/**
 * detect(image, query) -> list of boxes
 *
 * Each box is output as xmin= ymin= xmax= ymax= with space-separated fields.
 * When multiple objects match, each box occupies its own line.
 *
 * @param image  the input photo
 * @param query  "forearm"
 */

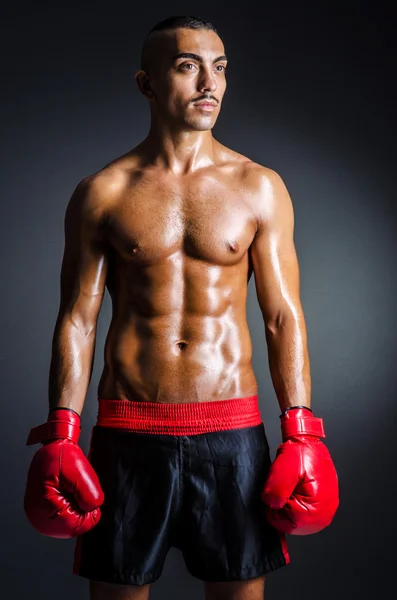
xmin=265 ymin=314 xmax=311 ymax=413
xmin=48 ymin=316 xmax=97 ymax=414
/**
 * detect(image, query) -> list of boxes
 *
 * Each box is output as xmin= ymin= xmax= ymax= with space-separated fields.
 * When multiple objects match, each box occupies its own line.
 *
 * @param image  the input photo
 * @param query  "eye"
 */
xmin=215 ymin=64 xmax=226 ymax=72
xmin=180 ymin=62 xmax=197 ymax=71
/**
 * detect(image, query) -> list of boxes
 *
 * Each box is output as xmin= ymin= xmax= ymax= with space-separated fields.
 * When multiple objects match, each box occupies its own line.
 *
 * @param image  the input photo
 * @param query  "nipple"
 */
xmin=228 ymin=241 xmax=239 ymax=253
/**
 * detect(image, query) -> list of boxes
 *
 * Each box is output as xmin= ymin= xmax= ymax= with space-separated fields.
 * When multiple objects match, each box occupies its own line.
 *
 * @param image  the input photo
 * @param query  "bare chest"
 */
xmin=107 ymin=180 xmax=258 ymax=266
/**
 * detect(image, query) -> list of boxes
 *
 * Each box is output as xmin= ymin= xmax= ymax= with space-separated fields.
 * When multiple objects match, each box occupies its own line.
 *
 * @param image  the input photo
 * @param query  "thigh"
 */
xmin=75 ymin=427 xmax=180 ymax=585
xmin=204 ymin=576 xmax=266 ymax=600
xmin=90 ymin=580 xmax=151 ymax=600
xmin=181 ymin=425 xmax=289 ymax=581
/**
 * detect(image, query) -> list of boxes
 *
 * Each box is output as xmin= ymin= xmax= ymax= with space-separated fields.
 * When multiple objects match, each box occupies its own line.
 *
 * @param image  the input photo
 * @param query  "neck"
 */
xmin=140 ymin=120 xmax=216 ymax=175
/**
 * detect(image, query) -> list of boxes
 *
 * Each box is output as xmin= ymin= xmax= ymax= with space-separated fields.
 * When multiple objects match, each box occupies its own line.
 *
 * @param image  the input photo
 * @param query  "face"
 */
xmin=137 ymin=28 xmax=228 ymax=131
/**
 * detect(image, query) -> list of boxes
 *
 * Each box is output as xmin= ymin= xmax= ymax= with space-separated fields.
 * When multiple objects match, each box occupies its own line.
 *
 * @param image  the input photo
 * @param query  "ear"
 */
xmin=135 ymin=70 xmax=155 ymax=100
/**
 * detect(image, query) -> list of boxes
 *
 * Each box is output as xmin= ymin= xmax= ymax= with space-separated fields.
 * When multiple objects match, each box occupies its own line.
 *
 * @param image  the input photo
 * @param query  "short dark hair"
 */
xmin=148 ymin=15 xmax=218 ymax=35
xmin=141 ymin=16 xmax=219 ymax=71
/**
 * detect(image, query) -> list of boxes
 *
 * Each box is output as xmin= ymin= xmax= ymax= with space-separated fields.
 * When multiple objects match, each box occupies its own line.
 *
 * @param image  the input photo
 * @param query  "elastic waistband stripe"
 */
xmin=96 ymin=395 xmax=261 ymax=435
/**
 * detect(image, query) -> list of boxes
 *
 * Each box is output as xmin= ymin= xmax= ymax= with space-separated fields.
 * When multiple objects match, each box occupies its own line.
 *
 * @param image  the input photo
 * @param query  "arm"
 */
xmin=252 ymin=169 xmax=339 ymax=535
xmin=24 ymin=175 xmax=111 ymax=539
xmin=48 ymin=176 xmax=109 ymax=415
xmin=250 ymin=168 xmax=311 ymax=413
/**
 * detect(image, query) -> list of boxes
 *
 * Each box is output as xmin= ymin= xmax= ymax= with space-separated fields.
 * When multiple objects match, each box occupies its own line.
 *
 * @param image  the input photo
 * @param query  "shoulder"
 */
xmin=241 ymin=162 xmax=294 ymax=226
xmin=67 ymin=151 xmax=139 ymax=223
xmin=215 ymin=142 xmax=287 ymax=193
xmin=214 ymin=143 xmax=293 ymax=228
xmin=240 ymin=161 xmax=287 ymax=196
xmin=227 ymin=159 xmax=295 ymax=236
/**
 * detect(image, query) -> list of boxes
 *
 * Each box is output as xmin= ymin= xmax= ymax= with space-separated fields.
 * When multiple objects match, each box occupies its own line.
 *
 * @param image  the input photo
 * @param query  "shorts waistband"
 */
xmin=96 ymin=396 xmax=262 ymax=435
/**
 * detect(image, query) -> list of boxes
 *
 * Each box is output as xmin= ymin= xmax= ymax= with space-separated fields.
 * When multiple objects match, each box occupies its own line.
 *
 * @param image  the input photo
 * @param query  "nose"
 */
xmin=198 ymin=66 xmax=217 ymax=94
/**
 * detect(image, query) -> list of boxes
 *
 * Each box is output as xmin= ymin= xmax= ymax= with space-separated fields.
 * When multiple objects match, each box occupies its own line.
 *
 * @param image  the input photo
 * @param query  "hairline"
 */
xmin=140 ymin=25 xmax=224 ymax=72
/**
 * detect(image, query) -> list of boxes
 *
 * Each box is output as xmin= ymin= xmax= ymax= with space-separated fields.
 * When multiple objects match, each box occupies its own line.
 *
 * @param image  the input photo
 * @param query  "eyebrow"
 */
xmin=172 ymin=52 xmax=228 ymax=64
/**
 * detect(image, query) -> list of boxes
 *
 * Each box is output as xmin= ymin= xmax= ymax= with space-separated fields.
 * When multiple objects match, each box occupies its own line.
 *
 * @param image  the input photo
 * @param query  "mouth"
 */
xmin=193 ymin=102 xmax=217 ymax=111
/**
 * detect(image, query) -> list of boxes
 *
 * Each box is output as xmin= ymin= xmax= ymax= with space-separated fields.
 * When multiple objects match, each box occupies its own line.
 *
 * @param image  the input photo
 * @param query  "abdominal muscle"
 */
xmin=97 ymin=304 xmax=258 ymax=404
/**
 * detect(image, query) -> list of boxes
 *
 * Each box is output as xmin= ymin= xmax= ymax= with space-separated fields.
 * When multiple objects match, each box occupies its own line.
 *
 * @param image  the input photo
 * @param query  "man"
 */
xmin=24 ymin=15 xmax=339 ymax=600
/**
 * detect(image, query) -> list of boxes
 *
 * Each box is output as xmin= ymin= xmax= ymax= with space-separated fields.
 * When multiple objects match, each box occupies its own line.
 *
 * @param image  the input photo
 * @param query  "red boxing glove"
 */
xmin=261 ymin=407 xmax=339 ymax=535
xmin=24 ymin=408 xmax=104 ymax=539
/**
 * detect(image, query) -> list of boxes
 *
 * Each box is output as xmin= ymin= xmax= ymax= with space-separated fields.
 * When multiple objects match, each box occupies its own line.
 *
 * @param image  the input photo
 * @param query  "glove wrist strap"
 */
xmin=280 ymin=405 xmax=312 ymax=418
xmin=280 ymin=407 xmax=326 ymax=440
xmin=26 ymin=408 xmax=81 ymax=446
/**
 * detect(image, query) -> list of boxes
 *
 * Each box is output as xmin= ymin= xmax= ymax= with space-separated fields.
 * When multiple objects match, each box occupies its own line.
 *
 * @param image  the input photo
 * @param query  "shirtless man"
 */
xmin=24 ymin=15 xmax=339 ymax=600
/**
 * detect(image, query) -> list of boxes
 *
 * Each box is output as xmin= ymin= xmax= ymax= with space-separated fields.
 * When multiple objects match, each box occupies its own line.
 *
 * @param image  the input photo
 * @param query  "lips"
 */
xmin=194 ymin=102 xmax=217 ymax=108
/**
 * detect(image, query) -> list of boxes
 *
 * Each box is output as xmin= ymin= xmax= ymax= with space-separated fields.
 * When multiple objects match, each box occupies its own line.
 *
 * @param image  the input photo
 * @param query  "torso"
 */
xmin=96 ymin=141 xmax=266 ymax=403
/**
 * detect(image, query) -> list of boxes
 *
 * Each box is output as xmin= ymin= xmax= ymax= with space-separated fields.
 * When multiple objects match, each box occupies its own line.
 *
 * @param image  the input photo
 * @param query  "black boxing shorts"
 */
xmin=73 ymin=396 xmax=290 ymax=585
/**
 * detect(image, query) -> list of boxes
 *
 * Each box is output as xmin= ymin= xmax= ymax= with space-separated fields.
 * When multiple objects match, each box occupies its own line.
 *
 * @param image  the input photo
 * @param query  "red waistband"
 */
xmin=96 ymin=395 xmax=261 ymax=435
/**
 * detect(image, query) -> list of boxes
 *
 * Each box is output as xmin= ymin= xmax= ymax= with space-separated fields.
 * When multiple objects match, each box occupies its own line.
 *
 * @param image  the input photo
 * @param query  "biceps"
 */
xmin=250 ymin=230 xmax=301 ymax=327
xmin=59 ymin=229 xmax=108 ymax=333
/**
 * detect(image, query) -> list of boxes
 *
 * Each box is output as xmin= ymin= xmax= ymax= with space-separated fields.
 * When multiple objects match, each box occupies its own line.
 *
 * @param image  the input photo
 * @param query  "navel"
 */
xmin=176 ymin=340 xmax=188 ymax=350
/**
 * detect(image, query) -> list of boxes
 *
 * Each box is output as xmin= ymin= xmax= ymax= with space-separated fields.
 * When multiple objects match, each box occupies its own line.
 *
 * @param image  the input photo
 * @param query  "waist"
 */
xmin=96 ymin=395 xmax=262 ymax=435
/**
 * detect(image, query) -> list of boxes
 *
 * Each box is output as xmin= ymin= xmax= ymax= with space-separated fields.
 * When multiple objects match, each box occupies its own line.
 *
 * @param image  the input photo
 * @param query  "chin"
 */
xmin=185 ymin=115 xmax=217 ymax=131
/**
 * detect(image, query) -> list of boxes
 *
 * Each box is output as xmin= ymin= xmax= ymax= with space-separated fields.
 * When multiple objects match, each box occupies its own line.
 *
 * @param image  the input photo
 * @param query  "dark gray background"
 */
xmin=1 ymin=1 xmax=396 ymax=598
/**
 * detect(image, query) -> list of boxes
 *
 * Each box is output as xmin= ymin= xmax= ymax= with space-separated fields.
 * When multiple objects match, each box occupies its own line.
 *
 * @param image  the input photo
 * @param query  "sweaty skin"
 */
xmin=49 ymin=143 xmax=310 ymax=412
xmin=46 ymin=24 xmax=312 ymax=600
xmin=48 ymin=28 xmax=311 ymax=417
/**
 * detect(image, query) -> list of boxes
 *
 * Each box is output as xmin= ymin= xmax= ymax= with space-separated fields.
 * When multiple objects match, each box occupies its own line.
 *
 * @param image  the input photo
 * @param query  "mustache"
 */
xmin=191 ymin=95 xmax=219 ymax=104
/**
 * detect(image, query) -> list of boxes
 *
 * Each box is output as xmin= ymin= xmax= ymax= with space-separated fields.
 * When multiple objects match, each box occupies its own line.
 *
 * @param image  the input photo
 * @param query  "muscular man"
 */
xmin=24 ymin=15 xmax=339 ymax=600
